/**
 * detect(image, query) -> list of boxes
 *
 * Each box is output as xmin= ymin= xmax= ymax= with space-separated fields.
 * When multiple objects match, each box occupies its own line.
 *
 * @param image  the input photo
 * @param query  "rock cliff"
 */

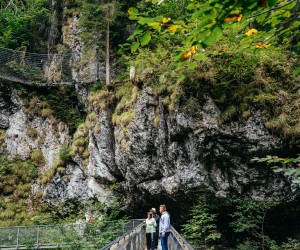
xmin=0 ymin=5 xmax=298 ymax=220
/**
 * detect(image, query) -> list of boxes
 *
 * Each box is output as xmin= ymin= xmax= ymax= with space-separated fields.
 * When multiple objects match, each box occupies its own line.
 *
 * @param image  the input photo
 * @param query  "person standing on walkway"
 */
xmin=146 ymin=211 xmax=157 ymax=250
xmin=151 ymin=208 xmax=160 ymax=250
xmin=159 ymin=205 xmax=170 ymax=250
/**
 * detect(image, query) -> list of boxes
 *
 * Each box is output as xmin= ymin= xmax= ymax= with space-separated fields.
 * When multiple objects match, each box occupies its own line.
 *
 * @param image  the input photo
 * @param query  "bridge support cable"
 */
xmin=0 ymin=47 xmax=73 ymax=86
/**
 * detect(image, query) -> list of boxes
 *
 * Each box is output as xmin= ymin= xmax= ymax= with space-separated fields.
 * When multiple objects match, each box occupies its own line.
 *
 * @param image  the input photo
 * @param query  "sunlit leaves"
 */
xmin=127 ymin=0 xmax=299 ymax=69
xmin=128 ymin=7 xmax=138 ymax=15
xmin=177 ymin=75 xmax=185 ymax=82
xmin=148 ymin=22 xmax=162 ymax=31
xmin=256 ymin=43 xmax=271 ymax=48
xmin=245 ymin=28 xmax=258 ymax=36
xmin=293 ymin=67 xmax=300 ymax=76
xmin=162 ymin=17 xmax=171 ymax=23
xmin=188 ymin=61 xmax=197 ymax=70
xmin=167 ymin=25 xmax=182 ymax=33
xmin=191 ymin=45 xmax=197 ymax=55
xmin=140 ymin=32 xmax=151 ymax=46
xmin=131 ymin=42 xmax=140 ymax=52
xmin=203 ymin=26 xmax=223 ymax=47
xmin=252 ymin=155 xmax=300 ymax=185
xmin=179 ymin=45 xmax=198 ymax=62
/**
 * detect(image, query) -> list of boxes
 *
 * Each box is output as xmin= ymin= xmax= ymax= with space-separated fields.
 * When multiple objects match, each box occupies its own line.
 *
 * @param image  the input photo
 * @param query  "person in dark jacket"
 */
xmin=150 ymin=208 xmax=160 ymax=250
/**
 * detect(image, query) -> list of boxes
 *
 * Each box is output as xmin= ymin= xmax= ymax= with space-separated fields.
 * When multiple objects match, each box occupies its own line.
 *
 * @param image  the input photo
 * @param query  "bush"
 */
xmin=41 ymin=108 xmax=53 ymax=118
xmin=30 ymin=150 xmax=45 ymax=167
xmin=237 ymin=241 xmax=259 ymax=250
xmin=27 ymin=127 xmax=38 ymax=138
xmin=182 ymin=202 xmax=221 ymax=249
xmin=59 ymin=144 xmax=71 ymax=162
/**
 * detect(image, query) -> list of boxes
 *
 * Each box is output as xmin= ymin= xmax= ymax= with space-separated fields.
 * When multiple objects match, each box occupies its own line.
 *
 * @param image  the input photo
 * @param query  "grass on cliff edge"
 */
xmin=117 ymin=30 xmax=299 ymax=140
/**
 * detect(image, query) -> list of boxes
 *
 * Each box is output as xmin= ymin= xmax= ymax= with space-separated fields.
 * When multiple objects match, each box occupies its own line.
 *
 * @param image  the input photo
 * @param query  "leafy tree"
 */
xmin=230 ymin=197 xmax=278 ymax=250
xmin=0 ymin=0 xmax=51 ymax=51
xmin=182 ymin=202 xmax=221 ymax=249
xmin=127 ymin=0 xmax=299 ymax=72
xmin=78 ymin=0 xmax=122 ymax=88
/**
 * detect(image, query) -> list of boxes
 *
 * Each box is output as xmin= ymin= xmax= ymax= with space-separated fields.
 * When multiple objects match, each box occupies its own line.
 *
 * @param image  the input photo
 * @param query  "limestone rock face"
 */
xmin=0 ymin=85 xmax=20 ymax=129
xmin=111 ymin=88 xmax=297 ymax=209
xmin=0 ymin=5 xmax=298 ymax=216
xmin=0 ymin=79 xmax=298 ymax=215
xmin=43 ymin=86 xmax=297 ymax=209
xmin=63 ymin=14 xmax=100 ymax=85
xmin=5 ymin=109 xmax=70 ymax=169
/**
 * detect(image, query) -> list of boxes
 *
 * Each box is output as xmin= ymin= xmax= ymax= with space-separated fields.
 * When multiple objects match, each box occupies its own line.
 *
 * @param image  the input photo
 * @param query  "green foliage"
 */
xmin=19 ymin=85 xmax=86 ymax=134
xmin=252 ymin=155 xmax=300 ymax=185
xmin=30 ymin=150 xmax=45 ymax=167
xmin=40 ymin=145 xmax=72 ymax=185
xmin=59 ymin=144 xmax=72 ymax=162
xmin=127 ymin=0 xmax=299 ymax=58
xmin=0 ymin=155 xmax=39 ymax=226
xmin=26 ymin=127 xmax=38 ymax=138
xmin=1 ymin=198 xmax=130 ymax=248
xmin=71 ymin=123 xmax=89 ymax=158
xmin=230 ymin=197 xmax=278 ymax=249
xmin=209 ymin=46 xmax=299 ymax=139
xmin=280 ymin=238 xmax=300 ymax=250
xmin=41 ymin=86 xmax=86 ymax=134
xmin=0 ymin=128 xmax=6 ymax=149
xmin=237 ymin=241 xmax=259 ymax=250
xmin=0 ymin=0 xmax=51 ymax=51
xmin=182 ymin=202 xmax=221 ymax=249
xmin=78 ymin=0 xmax=123 ymax=44
xmin=124 ymin=1 xmax=299 ymax=136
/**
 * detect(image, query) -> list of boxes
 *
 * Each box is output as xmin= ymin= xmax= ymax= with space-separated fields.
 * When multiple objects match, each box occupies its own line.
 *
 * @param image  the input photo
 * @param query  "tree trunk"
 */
xmin=105 ymin=21 xmax=110 ymax=88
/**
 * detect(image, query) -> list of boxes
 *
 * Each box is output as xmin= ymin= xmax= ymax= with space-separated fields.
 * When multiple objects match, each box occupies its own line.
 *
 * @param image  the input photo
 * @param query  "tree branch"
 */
xmin=3 ymin=0 xmax=14 ymax=11
xmin=249 ymin=0 xmax=297 ymax=18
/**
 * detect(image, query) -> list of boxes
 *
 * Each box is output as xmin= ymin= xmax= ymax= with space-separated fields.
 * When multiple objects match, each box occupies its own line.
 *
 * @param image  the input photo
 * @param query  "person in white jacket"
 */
xmin=159 ymin=205 xmax=170 ymax=250
xmin=146 ymin=211 xmax=157 ymax=250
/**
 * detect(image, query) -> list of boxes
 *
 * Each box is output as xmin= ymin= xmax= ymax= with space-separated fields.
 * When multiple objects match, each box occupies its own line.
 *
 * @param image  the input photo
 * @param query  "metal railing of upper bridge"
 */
xmin=0 ymin=220 xmax=138 ymax=249
xmin=0 ymin=47 xmax=75 ymax=86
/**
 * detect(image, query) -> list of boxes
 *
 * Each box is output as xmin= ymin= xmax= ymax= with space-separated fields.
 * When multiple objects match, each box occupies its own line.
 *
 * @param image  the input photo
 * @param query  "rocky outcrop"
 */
xmin=62 ymin=10 xmax=101 ymax=105
xmin=0 ymin=84 xmax=20 ymax=129
xmin=0 ymin=83 xmax=70 ymax=172
xmin=111 ymin=89 xmax=298 ymax=209
xmin=42 ymin=84 xmax=298 ymax=210
xmin=0 ymin=6 xmax=298 ymax=219
xmin=5 ymin=108 xmax=70 ymax=170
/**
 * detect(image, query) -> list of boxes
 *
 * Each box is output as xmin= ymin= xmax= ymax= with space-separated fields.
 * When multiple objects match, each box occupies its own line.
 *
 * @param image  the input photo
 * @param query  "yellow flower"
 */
xmin=191 ymin=45 xmax=198 ymax=55
xmin=224 ymin=14 xmax=243 ymax=22
xmin=245 ymin=28 xmax=258 ymax=36
xmin=256 ymin=43 xmax=271 ymax=49
xmin=180 ymin=51 xmax=192 ymax=62
xmin=162 ymin=17 xmax=171 ymax=23
xmin=237 ymin=14 xmax=243 ymax=22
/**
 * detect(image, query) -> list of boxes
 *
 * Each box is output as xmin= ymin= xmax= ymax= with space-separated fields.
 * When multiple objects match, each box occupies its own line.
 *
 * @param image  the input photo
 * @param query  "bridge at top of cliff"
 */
xmin=0 ymin=47 xmax=76 ymax=86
